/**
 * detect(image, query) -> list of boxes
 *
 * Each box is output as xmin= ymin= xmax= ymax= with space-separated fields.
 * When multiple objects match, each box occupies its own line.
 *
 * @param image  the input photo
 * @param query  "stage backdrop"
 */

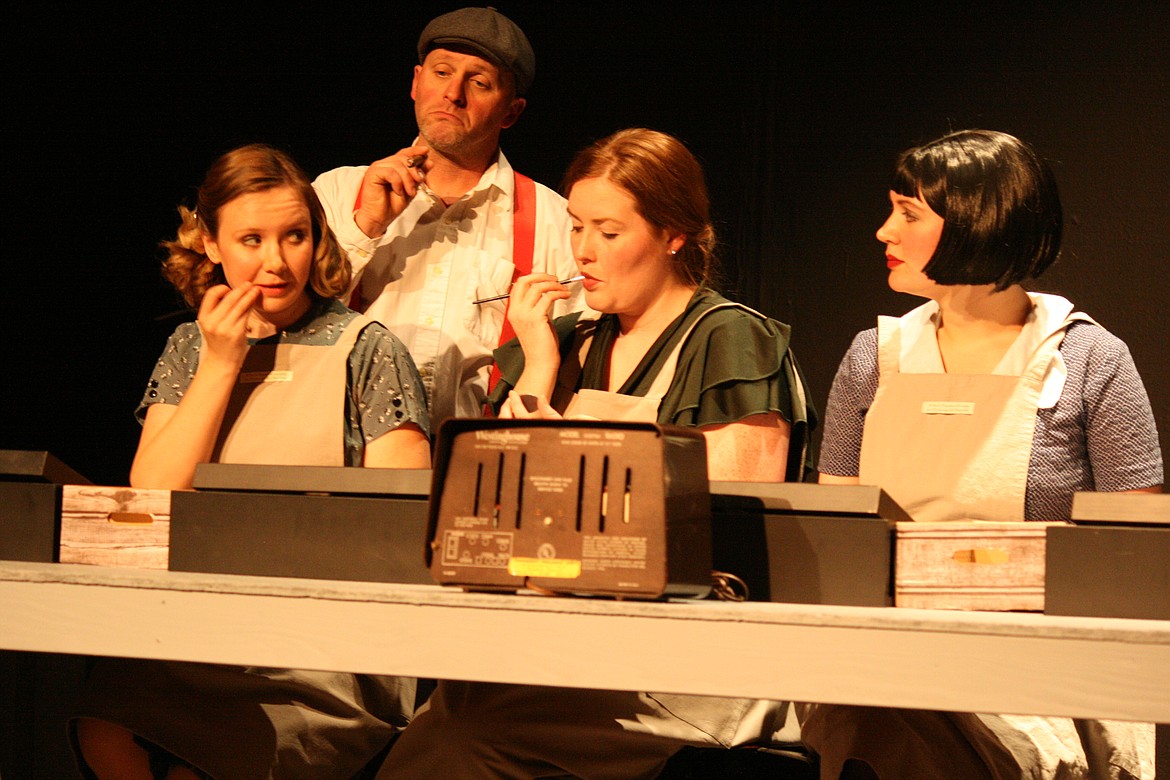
xmin=7 ymin=2 xmax=1167 ymax=490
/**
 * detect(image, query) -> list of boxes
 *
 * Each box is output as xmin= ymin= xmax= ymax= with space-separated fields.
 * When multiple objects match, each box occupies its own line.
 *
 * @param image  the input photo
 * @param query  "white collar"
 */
xmin=894 ymin=293 xmax=1080 ymax=408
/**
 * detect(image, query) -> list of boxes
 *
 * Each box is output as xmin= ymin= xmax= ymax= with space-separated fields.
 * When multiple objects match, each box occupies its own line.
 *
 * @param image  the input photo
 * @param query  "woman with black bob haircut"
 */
xmin=809 ymin=129 xmax=1162 ymax=778
xmin=895 ymin=128 xmax=1062 ymax=290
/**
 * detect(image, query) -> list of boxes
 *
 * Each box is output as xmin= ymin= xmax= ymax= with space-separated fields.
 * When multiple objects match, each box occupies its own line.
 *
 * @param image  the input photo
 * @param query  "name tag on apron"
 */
xmin=921 ymin=401 xmax=975 ymax=415
xmin=239 ymin=370 xmax=294 ymax=384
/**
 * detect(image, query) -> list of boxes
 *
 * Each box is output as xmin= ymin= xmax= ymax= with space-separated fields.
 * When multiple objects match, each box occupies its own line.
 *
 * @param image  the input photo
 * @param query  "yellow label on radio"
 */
xmin=508 ymin=558 xmax=582 ymax=579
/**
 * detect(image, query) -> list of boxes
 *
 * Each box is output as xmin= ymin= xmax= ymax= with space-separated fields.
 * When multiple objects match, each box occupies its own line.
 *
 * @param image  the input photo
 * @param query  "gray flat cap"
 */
xmin=418 ymin=7 xmax=535 ymax=94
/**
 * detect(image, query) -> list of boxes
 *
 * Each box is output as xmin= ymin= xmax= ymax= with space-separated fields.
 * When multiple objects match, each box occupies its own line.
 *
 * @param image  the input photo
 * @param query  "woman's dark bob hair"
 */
xmin=892 ymin=129 xmax=1062 ymax=290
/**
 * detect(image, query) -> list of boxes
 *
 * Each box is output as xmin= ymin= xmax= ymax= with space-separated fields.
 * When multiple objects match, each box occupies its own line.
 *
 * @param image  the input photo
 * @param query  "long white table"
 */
xmin=2 ymin=560 xmax=1168 ymax=725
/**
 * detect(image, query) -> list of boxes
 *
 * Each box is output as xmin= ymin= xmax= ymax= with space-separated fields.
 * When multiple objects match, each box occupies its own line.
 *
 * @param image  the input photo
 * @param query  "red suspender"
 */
xmin=348 ymin=167 xmax=536 ymax=396
xmin=488 ymin=172 xmax=536 ymax=393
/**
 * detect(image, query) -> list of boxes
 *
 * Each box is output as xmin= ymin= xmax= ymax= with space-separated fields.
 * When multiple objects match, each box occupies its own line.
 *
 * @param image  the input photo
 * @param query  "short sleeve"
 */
xmin=663 ymin=307 xmax=819 ymax=482
xmin=135 ymin=322 xmax=201 ymax=424
xmin=662 ymin=308 xmax=798 ymax=428
xmin=1075 ymin=326 xmax=1163 ymax=491
xmin=312 ymin=166 xmax=381 ymax=274
xmin=817 ymin=329 xmax=879 ymax=478
xmin=348 ymin=322 xmax=433 ymax=443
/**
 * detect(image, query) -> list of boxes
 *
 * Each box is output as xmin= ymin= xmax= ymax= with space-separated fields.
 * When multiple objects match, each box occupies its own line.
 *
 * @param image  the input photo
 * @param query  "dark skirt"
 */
xmin=73 ymin=658 xmax=415 ymax=779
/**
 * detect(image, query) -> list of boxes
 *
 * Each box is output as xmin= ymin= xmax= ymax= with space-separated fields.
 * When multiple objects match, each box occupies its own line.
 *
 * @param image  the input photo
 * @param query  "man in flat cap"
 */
xmin=314 ymin=6 xmax=584 ymax=428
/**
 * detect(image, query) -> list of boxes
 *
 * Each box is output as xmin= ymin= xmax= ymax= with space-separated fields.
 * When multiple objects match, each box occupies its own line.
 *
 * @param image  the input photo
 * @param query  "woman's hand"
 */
xmin=196 ymin=283 xmax=261 ymax=372
xmin=503 ymin=273 xmax=572 ymax=402
xmin=506 ymin=273 xmax=571 ymax=354
xmin=499 ymin=391 xmax=563 ymax=420
xmin=131 ymin=283 xmax=260 ymax=489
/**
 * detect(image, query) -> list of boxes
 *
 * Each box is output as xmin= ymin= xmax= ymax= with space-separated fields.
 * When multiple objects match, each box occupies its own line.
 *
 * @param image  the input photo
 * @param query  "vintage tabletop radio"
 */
xmin=427 ymin=419 xmax=712 ymax=599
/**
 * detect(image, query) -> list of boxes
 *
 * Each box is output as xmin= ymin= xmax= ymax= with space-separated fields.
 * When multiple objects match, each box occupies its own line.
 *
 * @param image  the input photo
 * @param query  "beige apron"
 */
xmin=564 ymin=303 xmax=795 ymax=747
xmin=858 ymin=294 xmax=1092 ymax=523
xmin=803 ymin=295 xmax=1151 ymax=779
xmin=212 ymin=313 xmax=371 ymax=466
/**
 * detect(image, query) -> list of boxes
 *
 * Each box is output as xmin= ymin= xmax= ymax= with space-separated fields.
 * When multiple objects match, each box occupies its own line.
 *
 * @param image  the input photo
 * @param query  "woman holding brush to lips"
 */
xmin=487 ymin=127 xmax=815 ymax=484
xmin=373 ymin=129 xmax=817 ymax=780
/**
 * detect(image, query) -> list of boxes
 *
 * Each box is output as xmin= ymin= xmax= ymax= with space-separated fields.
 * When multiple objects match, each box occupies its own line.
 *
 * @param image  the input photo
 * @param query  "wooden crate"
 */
xmin=59 ymin=485 xmax=171 ymax=570
xmin=895 ymin=521 xmax=1067 ymax=611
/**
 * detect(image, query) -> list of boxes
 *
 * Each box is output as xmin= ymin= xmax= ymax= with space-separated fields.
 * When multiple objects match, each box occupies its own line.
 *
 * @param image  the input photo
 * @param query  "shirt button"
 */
xmin=432 ymin=266 xmax=444 ymax=276
xmin=357 ymin=249 xmax=370 ymax=258
xmin=424 ymin=316 xmax=435 ymax=326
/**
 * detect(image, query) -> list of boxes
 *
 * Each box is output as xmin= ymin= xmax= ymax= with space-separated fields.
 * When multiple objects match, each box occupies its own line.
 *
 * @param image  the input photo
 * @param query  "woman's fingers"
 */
xmin=503 ymin=391 xmax=562 ymax=420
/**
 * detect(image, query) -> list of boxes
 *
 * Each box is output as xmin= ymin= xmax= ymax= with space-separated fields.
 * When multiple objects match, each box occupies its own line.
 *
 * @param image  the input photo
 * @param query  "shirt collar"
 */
xmin=412 ymin=139 xmax=514 ymax=205
xmin=479 ymin=147 xmax=515 ymax=207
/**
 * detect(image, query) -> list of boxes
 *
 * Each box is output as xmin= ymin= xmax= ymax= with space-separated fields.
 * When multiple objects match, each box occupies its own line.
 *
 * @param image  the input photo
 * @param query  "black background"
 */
xmin=5 ymin=2 xmax=1168 ymax=487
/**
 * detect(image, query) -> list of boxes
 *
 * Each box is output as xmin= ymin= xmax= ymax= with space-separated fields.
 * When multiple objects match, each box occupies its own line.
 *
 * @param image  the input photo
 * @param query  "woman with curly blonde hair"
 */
xmin=127 ymin=142 xmax=431 ymax=488
xmin=161 ymin=144 xmax=351 ymax=310
xmin=72 ymin=143 xmax=432 ymax=779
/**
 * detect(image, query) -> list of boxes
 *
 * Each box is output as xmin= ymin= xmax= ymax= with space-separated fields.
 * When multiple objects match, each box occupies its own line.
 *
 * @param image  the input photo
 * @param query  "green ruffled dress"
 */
xmin=490 ymin=288 xmax=817 ymax=481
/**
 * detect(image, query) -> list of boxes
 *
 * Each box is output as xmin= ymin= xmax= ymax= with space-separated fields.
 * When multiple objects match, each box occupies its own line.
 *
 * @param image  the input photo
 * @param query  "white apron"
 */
xmin=566 ymin=302 xmax=794 ymax=748
xmin=554 ymin=302 xmax=811 ymax=480
xmin=559 ymin=302 xmax=747 ymax=422
xmin=858 ymin=293 xmax=1093 ymax=522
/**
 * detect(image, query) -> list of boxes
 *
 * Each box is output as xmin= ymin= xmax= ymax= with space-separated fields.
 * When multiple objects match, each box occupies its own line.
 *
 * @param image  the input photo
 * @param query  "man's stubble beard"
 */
xmin=418 ymin=120 xmax=472 ymax=159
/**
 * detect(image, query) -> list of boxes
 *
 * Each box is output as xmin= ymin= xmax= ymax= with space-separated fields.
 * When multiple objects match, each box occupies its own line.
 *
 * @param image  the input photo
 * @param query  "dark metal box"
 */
xmin=0 ymin=451 xmax=90 ymax=563
xmin=1045 ymin=491 xmax=1170 ymax=621
xmin=168 ymin=464 xmax=433 ymax=584
xmin=709 ymin=482 xmax=906 ymax=606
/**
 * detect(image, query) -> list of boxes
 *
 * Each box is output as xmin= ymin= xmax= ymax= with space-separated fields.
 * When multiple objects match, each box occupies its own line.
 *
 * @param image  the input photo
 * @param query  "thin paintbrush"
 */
xmin=472 ymin=275 xmax=585 ymax=305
